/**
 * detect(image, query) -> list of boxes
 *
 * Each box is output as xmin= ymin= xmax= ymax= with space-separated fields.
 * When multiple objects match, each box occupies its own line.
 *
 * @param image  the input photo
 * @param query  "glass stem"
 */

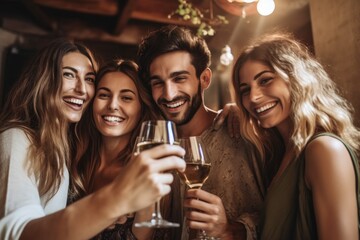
xmin=153 ymin=200 xmax=163 ymax=219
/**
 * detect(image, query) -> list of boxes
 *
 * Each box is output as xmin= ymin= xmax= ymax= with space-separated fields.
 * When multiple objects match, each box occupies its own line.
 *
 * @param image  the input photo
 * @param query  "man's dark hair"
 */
xmin=137 ymin=25 xmax=211 ymax=87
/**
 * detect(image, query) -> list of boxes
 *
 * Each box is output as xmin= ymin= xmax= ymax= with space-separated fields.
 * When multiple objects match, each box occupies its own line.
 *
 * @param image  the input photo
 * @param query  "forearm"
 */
xmin=20 ymin=184 xmax=125 ymax=240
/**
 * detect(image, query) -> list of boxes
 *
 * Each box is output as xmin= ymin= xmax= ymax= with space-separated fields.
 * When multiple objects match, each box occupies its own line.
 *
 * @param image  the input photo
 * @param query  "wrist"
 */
xmin=220 ymin=221 xmax=246 ymax=240
xmin=92 ymin=183 xmax=128 ymax=221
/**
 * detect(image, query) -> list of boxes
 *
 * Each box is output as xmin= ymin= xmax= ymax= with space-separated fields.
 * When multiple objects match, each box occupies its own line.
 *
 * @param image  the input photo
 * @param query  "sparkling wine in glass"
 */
xmin=179 ymin=136 xmax=213 ymax=240
xmin=134 ymin=120 xmax=180 ymax=228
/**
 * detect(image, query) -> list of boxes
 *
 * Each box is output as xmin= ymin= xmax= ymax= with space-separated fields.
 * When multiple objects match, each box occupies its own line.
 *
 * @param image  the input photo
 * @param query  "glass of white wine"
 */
xmin=134 ymin=120 xmax=180 ymax=228
xmin=178 ymin=136 xmax=211 ymax=189
xmin=179 ymin=136 xmax=212 ymax=240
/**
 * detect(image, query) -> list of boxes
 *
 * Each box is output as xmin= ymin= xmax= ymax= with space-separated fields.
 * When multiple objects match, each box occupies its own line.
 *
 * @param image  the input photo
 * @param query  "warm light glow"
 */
xmin=220 ymin=45 xmax=234 ymax=66
xmin=228 ymin=0 xmax=257 ymax=3
xmin=257 ymin=0 xmax=275 ymax=16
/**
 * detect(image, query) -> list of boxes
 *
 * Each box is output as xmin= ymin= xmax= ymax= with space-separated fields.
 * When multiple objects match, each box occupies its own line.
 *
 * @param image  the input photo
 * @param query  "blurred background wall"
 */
xmin=0 ymin=0 xmax=358 ymax=125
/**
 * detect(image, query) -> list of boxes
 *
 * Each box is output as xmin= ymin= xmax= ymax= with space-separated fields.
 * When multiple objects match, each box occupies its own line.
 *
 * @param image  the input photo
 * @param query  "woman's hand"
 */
xmin=213 ymin=103 xmax=241 ymax=138
xmin=111 ymin=144 xmax=185 ymax=216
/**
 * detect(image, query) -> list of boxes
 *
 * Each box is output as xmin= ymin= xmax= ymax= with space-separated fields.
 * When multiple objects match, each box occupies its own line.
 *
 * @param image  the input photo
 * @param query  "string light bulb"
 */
xmin=220 ymin=45 xmax=234 ymax=66
xmin=257 ymin=0 xmax=275 ymax=16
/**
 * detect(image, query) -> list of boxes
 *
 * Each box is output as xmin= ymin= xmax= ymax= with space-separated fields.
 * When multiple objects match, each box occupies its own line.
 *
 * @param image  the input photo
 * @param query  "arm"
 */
xmin=1 ymin=136 xmax=185 ymax=240
xmin=184 ymin=189 xmax=246 ymax=240
xmin=305 ymin=136 xmax=358 ymax=240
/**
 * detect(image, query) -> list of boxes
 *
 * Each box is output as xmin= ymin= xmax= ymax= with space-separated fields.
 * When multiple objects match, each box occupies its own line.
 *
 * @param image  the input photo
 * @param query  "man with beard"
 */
xmin=137 ymin=25 xmax=266 ymax=240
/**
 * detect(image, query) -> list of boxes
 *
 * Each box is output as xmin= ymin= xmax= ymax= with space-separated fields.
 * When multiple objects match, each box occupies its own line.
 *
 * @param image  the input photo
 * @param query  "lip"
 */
xmin=101 ymin=115 xmax=125 ymax=126
xmin=161 ymin=99 xmax=186 ymax=113
xmin=63 ymin=96 xmax=86 ymax=111
xmin=252 ymin=101 xmax=278 ymax=117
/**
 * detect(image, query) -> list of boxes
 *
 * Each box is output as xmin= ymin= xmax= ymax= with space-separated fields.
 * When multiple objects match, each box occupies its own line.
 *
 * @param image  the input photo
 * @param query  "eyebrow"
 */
xmin=62 ymin=66 xmax=96 ymax=76
xmin=239 ymin=70 xmax=274 ymax=88
xmin=63 ymin=66 xmax=78 ymax=72
xmin=253 ymin=70 xmax=273 ymax=80
xmin=149 ymin=70 xmax=190 ymax=81
xmin=97 ymin=87 xmax=137 ymax=95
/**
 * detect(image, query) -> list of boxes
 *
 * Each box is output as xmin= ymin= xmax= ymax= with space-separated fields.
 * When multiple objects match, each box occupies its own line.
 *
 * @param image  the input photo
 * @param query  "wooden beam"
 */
xmin=21 ymin=0 xmax=57 ymax=31
xmin=113 ymin=0 xmax=139 ymax=35
xmin=130 ymin=0 xmax=195 ymax=27
xmin=33 ymin=0 xmax=118 ymax=16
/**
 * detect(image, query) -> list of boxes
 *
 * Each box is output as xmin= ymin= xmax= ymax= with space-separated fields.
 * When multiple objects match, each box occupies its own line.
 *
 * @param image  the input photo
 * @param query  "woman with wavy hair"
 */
xmin=70 ymin=59 xmax=157 ymax=239
xmin=0 ymin=39 xmax=185 ymax=239
xmin=231 ymin=32 xmax=360 ymax=239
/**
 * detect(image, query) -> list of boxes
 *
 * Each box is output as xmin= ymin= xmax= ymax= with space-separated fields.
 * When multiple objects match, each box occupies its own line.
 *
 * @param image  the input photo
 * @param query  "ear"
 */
xmin=200 ymin=68 xmax=212 ymax=90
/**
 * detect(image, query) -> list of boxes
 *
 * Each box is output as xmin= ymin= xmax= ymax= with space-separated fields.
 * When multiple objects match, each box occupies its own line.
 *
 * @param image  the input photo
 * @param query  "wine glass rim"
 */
xmin=142 ymin=120 xmax=174 ymax=124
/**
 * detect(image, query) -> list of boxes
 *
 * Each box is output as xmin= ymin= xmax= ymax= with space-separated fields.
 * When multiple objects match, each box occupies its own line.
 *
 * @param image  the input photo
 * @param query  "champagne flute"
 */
xmin=178 ymin=136 xmax=212 ymax=240
xmin=134 ymin=120 xmax=180 ymax=228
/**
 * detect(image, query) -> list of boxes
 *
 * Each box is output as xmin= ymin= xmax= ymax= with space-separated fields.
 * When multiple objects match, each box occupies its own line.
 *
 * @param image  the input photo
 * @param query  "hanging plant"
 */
xmin=168 ymin=0 xmax=229 ymax=37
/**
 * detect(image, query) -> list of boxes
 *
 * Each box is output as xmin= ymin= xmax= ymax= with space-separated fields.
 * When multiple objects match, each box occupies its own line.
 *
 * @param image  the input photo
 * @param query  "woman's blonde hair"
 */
xmin=0 ymin=38 xmax=98 ymax=199
xmin=232 ymin=32 xmax=360 ymax=161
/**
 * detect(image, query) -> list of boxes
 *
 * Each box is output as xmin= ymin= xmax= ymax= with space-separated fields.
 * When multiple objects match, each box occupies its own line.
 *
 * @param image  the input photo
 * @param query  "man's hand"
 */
xmin=184 ymin=188 xmax=231 ymax=239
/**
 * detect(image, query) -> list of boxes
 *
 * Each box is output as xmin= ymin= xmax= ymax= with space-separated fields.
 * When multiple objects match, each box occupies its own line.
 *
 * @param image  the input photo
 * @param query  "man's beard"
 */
xmin=157 ymin=82 xmax=202 ymax=126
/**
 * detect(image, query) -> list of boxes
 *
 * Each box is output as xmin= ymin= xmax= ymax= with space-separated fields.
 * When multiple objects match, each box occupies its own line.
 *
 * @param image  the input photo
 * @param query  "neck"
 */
xmin=99 ymin=135 xmax=129 ymax=167
xmin=276 ymin=118 xmax=293 ymax=149
xmin=177 ymin=105 xmax=217 ymax=138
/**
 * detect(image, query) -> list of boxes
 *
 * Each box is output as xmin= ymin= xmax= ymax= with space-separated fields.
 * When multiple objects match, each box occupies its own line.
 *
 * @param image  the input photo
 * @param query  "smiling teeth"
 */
xmin=256 ymin=102 xmax=276 ymax=113
xmin=166 ymin=101 xmax=184 ymax=108
xmin=103 ymin=116 xmax=122 ymax=122
xmin=65 ymin=98 xmax=84 ymax=105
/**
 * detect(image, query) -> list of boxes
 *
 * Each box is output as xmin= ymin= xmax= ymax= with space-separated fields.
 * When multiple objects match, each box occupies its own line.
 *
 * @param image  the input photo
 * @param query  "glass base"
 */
xmin=134 ymin=218 xmax=180 ymax=228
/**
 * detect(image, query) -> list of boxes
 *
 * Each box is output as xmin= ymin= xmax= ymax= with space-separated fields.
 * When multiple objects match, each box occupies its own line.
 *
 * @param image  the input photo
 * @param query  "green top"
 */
xmin=259 ymin=133 xmax=360 ymax=240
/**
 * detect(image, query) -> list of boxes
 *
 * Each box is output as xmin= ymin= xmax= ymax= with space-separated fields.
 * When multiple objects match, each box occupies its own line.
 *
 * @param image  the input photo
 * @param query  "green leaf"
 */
xmin=170 ymin=0 xmax=229 ymax=37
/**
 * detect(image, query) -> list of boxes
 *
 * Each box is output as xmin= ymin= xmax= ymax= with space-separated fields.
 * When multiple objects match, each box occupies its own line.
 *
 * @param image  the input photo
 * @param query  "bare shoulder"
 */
xmin=305 ymin=135 xmax=352 ymax=166
xmin=305 ymin=135 xmax=354 ymax=188
xmin=306 ymin=135 xmax=349 ymax=156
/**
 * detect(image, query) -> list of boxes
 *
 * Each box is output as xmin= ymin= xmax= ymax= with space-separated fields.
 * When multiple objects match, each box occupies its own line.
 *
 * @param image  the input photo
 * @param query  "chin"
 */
xmin=259 ymin=121 xmax=276 ymax=129
xmin=66 ymin=114 xmax=82 ymax=123
xmin=165 ymin=116 xmax=184 ymax=125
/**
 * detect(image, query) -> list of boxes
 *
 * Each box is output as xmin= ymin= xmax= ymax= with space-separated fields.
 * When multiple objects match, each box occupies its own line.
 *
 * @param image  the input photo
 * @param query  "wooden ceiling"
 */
xmin=0 ymin=0 xmax=312 ymax=61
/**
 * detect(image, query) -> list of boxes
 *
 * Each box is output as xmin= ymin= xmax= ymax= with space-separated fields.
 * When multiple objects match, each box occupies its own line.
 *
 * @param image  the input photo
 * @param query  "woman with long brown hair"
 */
xmin=0 ymin=39 xmax=185 ymax=239
xmin=70 ymin=59 xmax=157 ymax=239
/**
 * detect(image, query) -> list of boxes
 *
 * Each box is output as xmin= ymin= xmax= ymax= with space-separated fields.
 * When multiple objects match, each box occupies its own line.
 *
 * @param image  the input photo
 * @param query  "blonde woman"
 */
xmin=0 ymin=39 xmax=185 ymax=239
xmin=231 ymin=33 xmax=360 ymax=239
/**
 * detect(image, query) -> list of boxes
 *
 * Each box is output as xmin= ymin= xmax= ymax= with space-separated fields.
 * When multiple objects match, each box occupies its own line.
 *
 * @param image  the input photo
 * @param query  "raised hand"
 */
xmin=110 ymin=144 xmax=185 ymax=217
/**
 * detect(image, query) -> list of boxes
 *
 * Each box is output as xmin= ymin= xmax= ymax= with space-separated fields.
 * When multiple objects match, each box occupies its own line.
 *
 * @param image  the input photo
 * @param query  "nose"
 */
xmin=108 ymin=96 xmax=119 ymax=111
xmin=162 ymin=82 xmax=177 ymax=101
xmin=74 ymin=77 xmax=86 ymax=95
xmin=249 ymin=86 xmax=263 ymax=102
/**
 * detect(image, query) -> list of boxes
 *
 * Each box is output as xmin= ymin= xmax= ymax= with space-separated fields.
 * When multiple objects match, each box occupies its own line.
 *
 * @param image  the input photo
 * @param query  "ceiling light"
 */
xmin=227 ymin=0 xmax=257 ymax=3
xmin=220 ymin=45 xmax=234 ymax=66
xmin=257 ymin=0 xmax=275 ymax=16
